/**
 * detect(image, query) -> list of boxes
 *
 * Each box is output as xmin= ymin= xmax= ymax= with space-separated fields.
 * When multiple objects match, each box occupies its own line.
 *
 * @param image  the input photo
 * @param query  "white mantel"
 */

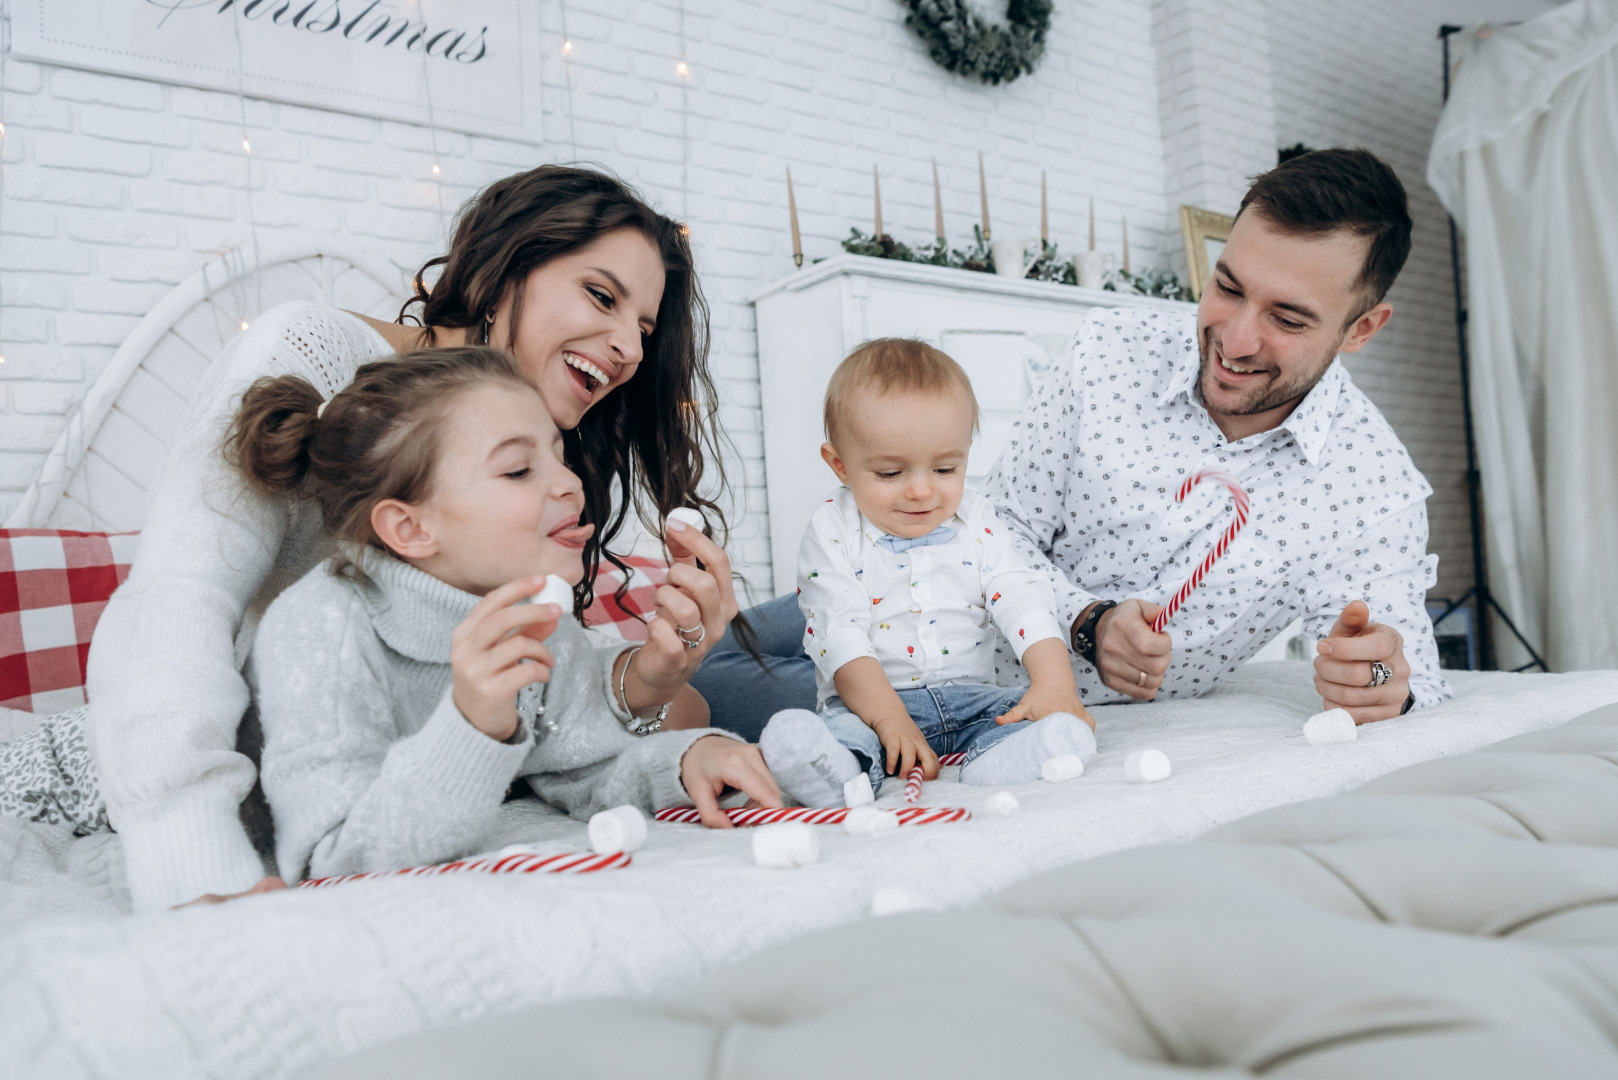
xmin=751 ymin=253 xmax=1197 ymax=594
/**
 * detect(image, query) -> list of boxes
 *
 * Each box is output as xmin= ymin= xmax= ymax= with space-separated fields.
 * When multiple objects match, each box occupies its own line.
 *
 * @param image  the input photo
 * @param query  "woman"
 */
xmin=82 ymin=166 xmax=745 ymax=911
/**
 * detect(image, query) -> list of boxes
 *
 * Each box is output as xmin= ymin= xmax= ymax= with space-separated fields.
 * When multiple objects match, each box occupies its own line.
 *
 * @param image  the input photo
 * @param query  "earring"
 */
xmin=480 ymin=312 xmax=493 ymax=346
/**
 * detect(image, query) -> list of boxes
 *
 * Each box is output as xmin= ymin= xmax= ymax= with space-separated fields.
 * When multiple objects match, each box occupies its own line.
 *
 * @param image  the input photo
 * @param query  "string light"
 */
xmin=432 ymin=162 xmax=441 ymax=175
xmin=562 ymin=39 xmax=573 ymax=55
xmin=242 ymin=138 xmax=251 ymax=154
xmin=240 ymin=321 xmax=250 ymax=331
xmin=675 ymin=60 xmax=689 ymax=78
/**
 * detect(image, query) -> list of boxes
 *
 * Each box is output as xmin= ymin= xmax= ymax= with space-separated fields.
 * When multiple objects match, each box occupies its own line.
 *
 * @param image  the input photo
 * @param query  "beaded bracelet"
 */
xmin=617 ymin=645 xmax=669 ymax=735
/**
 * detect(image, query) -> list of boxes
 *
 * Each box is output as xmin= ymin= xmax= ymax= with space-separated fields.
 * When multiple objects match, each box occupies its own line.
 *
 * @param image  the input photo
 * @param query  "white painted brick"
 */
xmin=169 ymin=87 xmax=276 ymax=126
xmin=0 ymin=237 xmax=91 ymax=275
xmin=64 ymin=211 xmax=180 ymax=249
xmin=1 ymin=275 xmax=69 ymax=309
xmin=49 ymin=69 xmax=165 ymax=111
xmin=1 ymin=96 xmax=76 ymax=132
xmin=79 ymin=106 xmax=192 ymax=148
xmin=56 ymin=313 xmax=139 ymax=347
xmin=0 ymin=345 xmax=85 ymax=383
xmin=4 ymin=168 xmax=125 ymax=209
xmin=1 ymin=309 xmax=51 ymax=343
xmin=11 ymin=383 xmax=84 ymax=415
xmin=1 ymin=205 xmax=60 ymax=239
xmin=2 ymin=60 xmax=45 ymax=94
xmin=0 ymin=414 xmax=68 ymax=452
xmin=128 ymin=179 xmax=239 ymax=219
xmin=71 ymin=280 xmax=169 ymax=316
xmin=32 ymin=133 xmax=153 ymax=177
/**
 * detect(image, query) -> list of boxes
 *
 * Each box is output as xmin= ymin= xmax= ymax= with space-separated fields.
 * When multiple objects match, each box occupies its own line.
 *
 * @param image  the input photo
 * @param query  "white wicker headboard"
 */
xmin=6 ymin=236 xmax=407 ymax=531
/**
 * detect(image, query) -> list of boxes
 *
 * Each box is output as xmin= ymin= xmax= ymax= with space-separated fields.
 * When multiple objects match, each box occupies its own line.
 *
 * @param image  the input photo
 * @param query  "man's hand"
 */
xmin=1092 ymin=599 xmax=1172 ymax=700
xmin=869 ymin=713 xmax=939 ymax=780
xmin=1313 ymin=600 xmax=1411 ymax=724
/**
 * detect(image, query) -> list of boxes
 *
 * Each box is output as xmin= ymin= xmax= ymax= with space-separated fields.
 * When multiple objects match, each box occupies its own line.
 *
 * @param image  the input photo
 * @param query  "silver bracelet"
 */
xmin=617 ymin=645 xmax=669 ymax=735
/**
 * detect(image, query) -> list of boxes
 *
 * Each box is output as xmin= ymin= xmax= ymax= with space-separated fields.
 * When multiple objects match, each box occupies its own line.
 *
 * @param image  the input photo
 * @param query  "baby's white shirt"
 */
xmin=797 ymin=487 xmax=1066 ymax=707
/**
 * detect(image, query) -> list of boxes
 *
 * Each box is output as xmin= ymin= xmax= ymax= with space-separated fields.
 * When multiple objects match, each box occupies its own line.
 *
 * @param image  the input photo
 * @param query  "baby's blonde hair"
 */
xmin=823 ymin=338 xmax=980 ymax=447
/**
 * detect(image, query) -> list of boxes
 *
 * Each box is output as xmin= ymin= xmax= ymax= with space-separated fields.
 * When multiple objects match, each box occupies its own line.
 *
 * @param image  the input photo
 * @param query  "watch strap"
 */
xmin=1071 ymin=600 xmax=1118 ymax=668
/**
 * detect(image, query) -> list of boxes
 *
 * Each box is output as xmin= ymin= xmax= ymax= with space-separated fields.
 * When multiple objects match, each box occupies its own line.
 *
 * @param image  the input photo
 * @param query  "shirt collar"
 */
xmin=1161 ymin=339 xmax=1346 ymax=466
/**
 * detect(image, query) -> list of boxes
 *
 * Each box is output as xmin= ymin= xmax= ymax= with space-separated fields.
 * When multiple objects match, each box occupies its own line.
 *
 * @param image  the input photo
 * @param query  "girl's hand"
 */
xmin=624 ymin=520 xmax=741 ymax=709
xmin=451 ymin=575 xmax=563 ymax=741
xmin=176 ymin=876 xmax=287 ymax=909
xmin=679 ymin=735 xmax=783 ymax=829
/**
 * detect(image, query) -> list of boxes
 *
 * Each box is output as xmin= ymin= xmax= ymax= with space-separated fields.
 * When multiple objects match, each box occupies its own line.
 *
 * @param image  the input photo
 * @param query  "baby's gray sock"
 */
xmin=759 ymin=709 xmax=863 ymax=808
xmin=958 ymin=712 xmax=1097 ymax=787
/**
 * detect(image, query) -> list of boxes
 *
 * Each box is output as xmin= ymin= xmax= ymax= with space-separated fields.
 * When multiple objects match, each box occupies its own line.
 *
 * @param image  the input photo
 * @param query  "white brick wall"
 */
xmin=0 ymin=0 xmax=1469 ymax=604
xmin=1263 ymin=1 xmax=1472 ymax=600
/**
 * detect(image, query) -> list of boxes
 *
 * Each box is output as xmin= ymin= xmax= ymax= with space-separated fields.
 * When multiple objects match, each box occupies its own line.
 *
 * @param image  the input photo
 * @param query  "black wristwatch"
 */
xmin=1400 ymin=692 xmax=1416 ymax=716
xmin=1070 ymin=600 xmax=1118 ymax=667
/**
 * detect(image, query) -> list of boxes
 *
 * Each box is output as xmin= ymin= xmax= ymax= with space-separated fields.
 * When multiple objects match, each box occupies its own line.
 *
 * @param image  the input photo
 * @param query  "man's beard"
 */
xmin=1196 ymin=328 xmax=1340 ymax=418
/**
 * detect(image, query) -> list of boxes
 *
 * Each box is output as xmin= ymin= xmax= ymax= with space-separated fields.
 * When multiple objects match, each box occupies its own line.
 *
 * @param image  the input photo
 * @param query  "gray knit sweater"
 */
xmin=250 ymin=548 xmax=730 ymax=881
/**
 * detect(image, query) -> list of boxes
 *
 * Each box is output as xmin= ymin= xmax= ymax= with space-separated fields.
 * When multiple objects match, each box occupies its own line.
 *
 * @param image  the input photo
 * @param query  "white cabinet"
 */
xmin=751 ymin=253 xmax=1196 ymax=593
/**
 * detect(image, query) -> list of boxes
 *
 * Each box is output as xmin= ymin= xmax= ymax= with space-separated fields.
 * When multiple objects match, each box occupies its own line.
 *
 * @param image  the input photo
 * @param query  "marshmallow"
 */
xmin=843 ymin=806 xmax=900 ymax=835
xmin=1303 ymin=708 xmax=1358 ymax=746
xmin=587 ymin=805 xmax=648 ymax=856
xmin=843 ymin=773 xmax=875 ymax=808
xmin=665 ymin=507 xmax=706 ymax=533
xmin=752 ymin=822 xmax=820 ymax=867
xmin=870 ymin=886 xmax=942 ymax=916
xmin=531 ymin=574 xmax=573 ymax=610
xmin=1040 ymin=754 xmax=1086 ymax=783
xmin=1124 ymin=749 xmax=1172 ymax=783
xmin=982 ymin=791 xmax=1020 ymax=815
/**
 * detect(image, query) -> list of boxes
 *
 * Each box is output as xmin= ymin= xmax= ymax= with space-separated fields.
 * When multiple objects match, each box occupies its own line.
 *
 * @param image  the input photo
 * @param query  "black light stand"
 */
xmin=1433 ymin=24 xmax=1548 ymax=673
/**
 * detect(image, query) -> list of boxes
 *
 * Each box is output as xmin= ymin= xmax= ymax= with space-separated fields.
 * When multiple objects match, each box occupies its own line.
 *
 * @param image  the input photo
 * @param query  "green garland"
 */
xmin=899 ymin=0 xmax=1052 ymax=85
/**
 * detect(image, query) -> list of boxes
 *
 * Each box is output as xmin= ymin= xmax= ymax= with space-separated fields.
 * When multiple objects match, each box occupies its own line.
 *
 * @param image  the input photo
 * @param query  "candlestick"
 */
xmin=787 ymin=167 xmax=803 ymax=268
xmin=1040 ymin=170 xmax=1048 ymax=245
xmin=1122 ymin=216 xmax=1130 ymax=273
xmin=978 ymin=151 xmax=991 ymax=242
xmin=932 ymin=158 xmax=944 ymax=241
xmin=873 ymin=165 xmax=883 ymax=238
xmin=1088 ymin=196 xmax=1095 ymax=251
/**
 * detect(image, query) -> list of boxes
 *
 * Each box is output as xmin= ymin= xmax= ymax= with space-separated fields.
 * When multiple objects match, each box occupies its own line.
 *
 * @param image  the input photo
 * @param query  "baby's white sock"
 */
xmin=958 ymin=713 xmax=1097 ymax=787
xmin=759 ymin=709 xmax=864 ymax=808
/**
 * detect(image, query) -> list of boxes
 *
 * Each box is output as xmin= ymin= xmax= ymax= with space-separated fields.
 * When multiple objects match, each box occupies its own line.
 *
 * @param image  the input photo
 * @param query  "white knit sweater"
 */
xmin=85 ymin=303 xmax=397 ymax=911
xmin=254 ymin=548 xmax=725 ymax=881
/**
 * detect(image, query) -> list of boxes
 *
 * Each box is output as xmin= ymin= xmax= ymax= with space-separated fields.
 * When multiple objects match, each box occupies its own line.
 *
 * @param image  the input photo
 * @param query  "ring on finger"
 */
xmin=676 ymin=622 xmax=706 ymax=649
xmin=1367 ymin=660 xmax=1392 ymax=688
xmin=1137 ymin=670 xmax=1147 ymax=687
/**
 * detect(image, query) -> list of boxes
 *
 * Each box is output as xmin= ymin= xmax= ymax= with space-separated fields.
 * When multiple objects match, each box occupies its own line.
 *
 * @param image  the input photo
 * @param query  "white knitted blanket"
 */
xmin=4 ymin=662 xmax=1617 ymax=1079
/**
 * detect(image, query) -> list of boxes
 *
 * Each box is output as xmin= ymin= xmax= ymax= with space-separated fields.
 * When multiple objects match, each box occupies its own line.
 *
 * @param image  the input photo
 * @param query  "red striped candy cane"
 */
xmin=297 ymin=849 xmax=631 ymax=889
xmin=1151 ymin=470 xmax=1251 ymax=634
xmin=938 ymin=752 xmax=966 ymax=766
xmin=653 ymin=806 xmax=971 ymax=826
xmin=903 ymin=763 xmax=924 ymax=802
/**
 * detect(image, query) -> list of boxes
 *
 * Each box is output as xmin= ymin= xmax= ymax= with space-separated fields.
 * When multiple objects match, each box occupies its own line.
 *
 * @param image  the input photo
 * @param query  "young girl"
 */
xmin=228 ymin=347 xmax=780 ymax=881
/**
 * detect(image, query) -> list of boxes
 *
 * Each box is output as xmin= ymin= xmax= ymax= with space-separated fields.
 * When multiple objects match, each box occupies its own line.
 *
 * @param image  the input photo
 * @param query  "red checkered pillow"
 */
xmin=0 ymin=530 xmax=139 ymax=713
xmin=581 ymin=555 xmax=669 ymax=642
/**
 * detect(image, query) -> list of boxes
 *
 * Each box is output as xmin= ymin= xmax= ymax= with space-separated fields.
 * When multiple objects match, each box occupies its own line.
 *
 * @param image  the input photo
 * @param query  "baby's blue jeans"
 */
xmin=821 ymin=684 xmax=1031 ymax=792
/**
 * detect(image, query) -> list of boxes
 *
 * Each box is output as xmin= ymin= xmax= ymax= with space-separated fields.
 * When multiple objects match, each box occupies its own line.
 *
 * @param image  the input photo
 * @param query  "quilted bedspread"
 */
xmin=3 ymin=661 xmax=1617 ymax=1079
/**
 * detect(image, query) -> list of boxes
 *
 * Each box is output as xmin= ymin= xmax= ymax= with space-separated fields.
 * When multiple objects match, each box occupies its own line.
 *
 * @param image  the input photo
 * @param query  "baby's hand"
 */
xmin=995 ymin=686 xmax=1095 ymax=730
xmin=451 ymin=575 xmax=563 ymax=742
xmin=868 ymin=714 xmax=940 ymax=780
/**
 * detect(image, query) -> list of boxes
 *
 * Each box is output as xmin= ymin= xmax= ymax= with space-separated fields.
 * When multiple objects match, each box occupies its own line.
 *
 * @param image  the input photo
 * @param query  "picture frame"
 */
xmin=1178 ymin=205 xmax=1236 ymax=300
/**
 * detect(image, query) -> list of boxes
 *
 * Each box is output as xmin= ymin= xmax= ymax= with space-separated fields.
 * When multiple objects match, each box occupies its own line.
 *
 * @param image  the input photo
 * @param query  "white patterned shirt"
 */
xmin=981 ymin=307 xmax=1451 ymax=709
xmin=798 ymin=488 xmax=1066 ymax=708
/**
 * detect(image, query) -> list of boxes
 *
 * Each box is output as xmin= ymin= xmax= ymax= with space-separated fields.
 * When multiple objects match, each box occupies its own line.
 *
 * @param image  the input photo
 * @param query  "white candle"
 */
xmin=873 ymin=165 xmax=883 ymax=238
xmin=786 ymin=167 xmax=802 ymax=268
xmin=932 ymin=158 xmax=944 ymax=241
xmin=978 ymin=151 xmax=991 ymax=241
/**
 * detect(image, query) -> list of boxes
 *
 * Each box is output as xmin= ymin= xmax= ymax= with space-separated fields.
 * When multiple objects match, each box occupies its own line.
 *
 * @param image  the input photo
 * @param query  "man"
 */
xmin=983 ymin=147 xmax=1449 ymax=721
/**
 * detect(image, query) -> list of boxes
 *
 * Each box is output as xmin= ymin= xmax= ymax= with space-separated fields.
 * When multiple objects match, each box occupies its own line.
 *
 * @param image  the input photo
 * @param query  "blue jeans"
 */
xmin=689 ymin=594 xmax=817 ymax=742
xmin=823 ymin=684 xmax=1031 ymax=792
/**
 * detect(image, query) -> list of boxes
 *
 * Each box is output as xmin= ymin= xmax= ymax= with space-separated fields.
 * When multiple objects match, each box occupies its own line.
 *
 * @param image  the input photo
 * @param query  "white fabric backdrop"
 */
xmin=1428 ymin=0 xmax=1618 ymax=673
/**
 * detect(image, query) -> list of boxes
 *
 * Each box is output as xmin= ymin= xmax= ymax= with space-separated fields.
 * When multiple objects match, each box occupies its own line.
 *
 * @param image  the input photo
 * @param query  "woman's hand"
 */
xmin=621 ymin=520 xmax=740 ymax=712
xmin=678 ymin=735 xmax=783 ymax=828
xmin=451 ymin=575 xmax=563 ymax=741
xmin=176 ymin=876 xmax=287 ymax=909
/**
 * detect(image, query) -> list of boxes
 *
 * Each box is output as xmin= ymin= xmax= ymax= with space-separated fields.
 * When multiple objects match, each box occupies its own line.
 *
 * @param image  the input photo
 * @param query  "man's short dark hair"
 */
xmin=1237 ymin=148 xmax=1413 ymax=322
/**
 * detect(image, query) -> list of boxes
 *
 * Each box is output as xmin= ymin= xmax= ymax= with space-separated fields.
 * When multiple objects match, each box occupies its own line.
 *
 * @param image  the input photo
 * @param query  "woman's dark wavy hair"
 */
xmin=399 ymin=165 xmax=729 ymax=621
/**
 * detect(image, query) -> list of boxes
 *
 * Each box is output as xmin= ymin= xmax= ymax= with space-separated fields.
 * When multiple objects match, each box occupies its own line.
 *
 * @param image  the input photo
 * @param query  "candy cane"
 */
xmin=654 ymin=805 xmax=972 ymax=827
xmin=938 ymin=752 xmax=966 ymax=766
xmin=297 ymin=849 xmax=631 ymax=889
xmin=903 ymin=763 xmax=924 ymax=802
xmin=1152 ymin=470 xmax=1251 ymax=634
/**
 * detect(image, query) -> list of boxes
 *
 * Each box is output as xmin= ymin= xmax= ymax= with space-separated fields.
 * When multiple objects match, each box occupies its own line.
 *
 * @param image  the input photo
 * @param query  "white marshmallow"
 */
xmin=870 ymin=886 xmax=942 ymax=916
xmin=842 ymin=806 xmax=900 ymax=835
xmin=531 ymin=574 xmax=574 ymax=611
xmin=843 ymin=773 xmax=875 ymax=808
xmin=665 ymin=507 xmax=706 ymax=533
xmin=1124 ymin=749 xmax=1172 ymax=783
xmin=1040 ymin=754 xmax=1086 ymax=783
xmin=982 ymin=791 xmax=1020 ymax=815
xmin=752 ymin=822 xmax=820 ymax=867
xmin=587 ymin=805 xmax=648 ymax=855
xmin=1303 ymin=708 xmax=1358 ymax=746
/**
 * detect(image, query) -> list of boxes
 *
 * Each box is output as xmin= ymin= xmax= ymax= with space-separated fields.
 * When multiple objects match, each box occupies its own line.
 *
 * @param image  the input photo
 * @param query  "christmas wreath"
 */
xmin=899 ymin=0 xmax=1053 ymax=85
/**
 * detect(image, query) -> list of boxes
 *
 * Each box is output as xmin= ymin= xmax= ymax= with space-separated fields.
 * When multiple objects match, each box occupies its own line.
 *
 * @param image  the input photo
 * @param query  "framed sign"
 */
xmin=1178 ymin=205 xmax=1235 ymax=301
xmin=11 ymin=0 xmax=544 ymax=144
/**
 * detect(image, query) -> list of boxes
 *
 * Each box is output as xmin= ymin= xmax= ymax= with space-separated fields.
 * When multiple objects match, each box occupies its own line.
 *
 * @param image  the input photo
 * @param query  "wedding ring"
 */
xmin=1137 ymin=670 xmax=1147 ymax=688
xmin=1368 ymin=661 xmax=1392 ymax=688
xmin=676 ymin=622 xmax=706 ymax=649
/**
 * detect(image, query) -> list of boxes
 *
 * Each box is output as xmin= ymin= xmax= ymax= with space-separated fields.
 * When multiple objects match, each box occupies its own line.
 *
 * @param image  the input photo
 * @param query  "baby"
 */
xmin=760 ymin=338 xmax=1096 ymax=806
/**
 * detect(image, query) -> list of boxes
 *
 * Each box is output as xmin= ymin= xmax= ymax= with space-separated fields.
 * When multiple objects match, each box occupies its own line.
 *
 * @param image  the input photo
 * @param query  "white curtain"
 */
xmin=1427 ymin=0 xmax=1618 ymax=673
